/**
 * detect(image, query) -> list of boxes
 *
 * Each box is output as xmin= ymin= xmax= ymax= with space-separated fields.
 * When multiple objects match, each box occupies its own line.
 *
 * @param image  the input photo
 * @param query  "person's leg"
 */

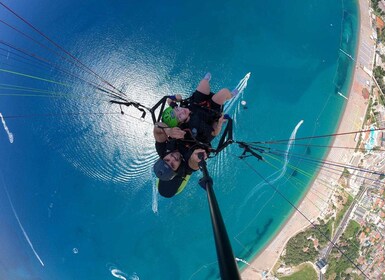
xmin=211 ymin=88 xmax=232 ymax=105
xmin=196 ymin=73 xmax=211 ymax=95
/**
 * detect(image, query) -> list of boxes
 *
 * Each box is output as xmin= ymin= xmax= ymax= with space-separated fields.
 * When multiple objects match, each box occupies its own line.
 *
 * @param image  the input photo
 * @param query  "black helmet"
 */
xmin=153 ymin=158 xmax=177 ymax=181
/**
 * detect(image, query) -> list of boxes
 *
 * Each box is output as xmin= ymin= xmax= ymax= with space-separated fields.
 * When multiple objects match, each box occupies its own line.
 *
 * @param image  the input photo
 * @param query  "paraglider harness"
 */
xmin=109 ymin=95 xmax=264 ymax=161
xmin=149 ymin=95 xmax=234 ymax=156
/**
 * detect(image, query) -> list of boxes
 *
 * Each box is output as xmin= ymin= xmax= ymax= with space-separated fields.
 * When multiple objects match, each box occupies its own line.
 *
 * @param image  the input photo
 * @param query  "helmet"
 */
xmin=161 ymin=107 xmax=178 ymax=128
xmin=153 ymin=158 xmax=177 ymax=181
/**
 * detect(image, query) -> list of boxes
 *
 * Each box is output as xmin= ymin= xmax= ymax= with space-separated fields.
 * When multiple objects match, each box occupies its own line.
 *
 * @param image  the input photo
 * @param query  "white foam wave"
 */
xmin=111 ymin=269 xmax=127 ymax=280
xmin=109 ymin=267 xmax=139 ymax=280
xmin=129 ymin=273 xmax=140 ymax=280
xmin=224 ymin=72 xmax=251 ymax=114
xmin=0 ymin=113 xmax=14 ymax=143
xmin=268 ymin=120 xmax=304 ymax=185
xmin=235 ymin=257 xmax=251 ymax=266
xmin=152 ymin=179 xmax=158 ymax=214
xmin=242 ymin=120 xmax=304 ymax=205
xmin=2 ymin=183 xmax=44 ymax=266
xmin=235 ymin=72 xmax=251 ymax=93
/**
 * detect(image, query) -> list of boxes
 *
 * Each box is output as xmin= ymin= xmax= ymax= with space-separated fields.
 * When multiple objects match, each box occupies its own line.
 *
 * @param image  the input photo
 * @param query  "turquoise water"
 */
xmin=0 ymin=0 xmax=358 ymax=279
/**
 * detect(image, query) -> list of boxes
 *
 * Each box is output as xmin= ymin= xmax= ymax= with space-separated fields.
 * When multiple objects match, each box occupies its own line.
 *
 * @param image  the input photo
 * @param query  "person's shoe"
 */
xmin=203 ymin=72 xmax=211 ymax=81
xmin=231 ymin=88 xmax=239 ymax=97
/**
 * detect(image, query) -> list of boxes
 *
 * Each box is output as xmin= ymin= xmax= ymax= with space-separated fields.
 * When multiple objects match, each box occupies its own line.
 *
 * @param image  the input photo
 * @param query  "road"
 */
xmin=324 ymin=187 xmax=366 ymax=258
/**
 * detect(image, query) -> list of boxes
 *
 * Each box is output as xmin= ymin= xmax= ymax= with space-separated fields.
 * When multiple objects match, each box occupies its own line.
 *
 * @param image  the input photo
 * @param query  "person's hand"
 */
xmin=218 ymin=114 xmax=227 ymax=124
xmin=211 ymin=114 xmax=228 ymax=136
xmin=164 ymin=127 xmax=186 ymax=139
xmin=191 ymin=149 xmax=207 ymax=162
xmin=188 ymin=149 xmax=208 ymax=170
xmin=167 ymin=94 xmax=183 ymax=104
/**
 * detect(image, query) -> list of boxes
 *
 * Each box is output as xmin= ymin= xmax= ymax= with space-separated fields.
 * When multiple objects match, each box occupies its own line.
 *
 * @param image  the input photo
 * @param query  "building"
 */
xmin=316 ymin=258 xmax=328 ymax=274
xmin=354 ymin=205 xmax=368 ymax=222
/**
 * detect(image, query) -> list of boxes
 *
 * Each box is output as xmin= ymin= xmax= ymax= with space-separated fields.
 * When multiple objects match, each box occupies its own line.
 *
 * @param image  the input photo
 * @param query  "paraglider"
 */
xmin=0 ymin=1 xmax=382 ymax=279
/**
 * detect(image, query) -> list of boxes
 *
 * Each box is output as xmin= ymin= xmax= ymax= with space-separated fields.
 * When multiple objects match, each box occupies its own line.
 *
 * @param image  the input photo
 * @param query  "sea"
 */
xmin=0 ymin=0 xmax=358 ymax=279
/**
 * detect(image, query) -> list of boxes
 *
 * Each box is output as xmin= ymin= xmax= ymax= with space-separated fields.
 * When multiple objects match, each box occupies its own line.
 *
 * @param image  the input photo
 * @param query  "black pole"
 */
xmin=198 ymin=157 xmax=241 ymax=280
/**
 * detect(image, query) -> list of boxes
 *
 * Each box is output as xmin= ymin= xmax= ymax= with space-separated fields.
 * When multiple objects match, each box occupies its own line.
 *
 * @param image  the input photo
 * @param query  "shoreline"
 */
xmin=241 ymin=0 xmax=375 ymax=278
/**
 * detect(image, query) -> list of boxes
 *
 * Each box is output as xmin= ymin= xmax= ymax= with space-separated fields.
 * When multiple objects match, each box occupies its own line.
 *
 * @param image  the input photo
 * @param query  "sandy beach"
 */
xmin=241 ymin=0 xmax=375 ymax=278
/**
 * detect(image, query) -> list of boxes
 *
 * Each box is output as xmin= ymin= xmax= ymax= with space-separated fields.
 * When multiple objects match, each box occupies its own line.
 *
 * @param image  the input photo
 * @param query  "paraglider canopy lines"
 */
xmin=253 ymin=127 xmax=385 ymax=144
xmin=0 ymin=1 xmax=128 ymax=101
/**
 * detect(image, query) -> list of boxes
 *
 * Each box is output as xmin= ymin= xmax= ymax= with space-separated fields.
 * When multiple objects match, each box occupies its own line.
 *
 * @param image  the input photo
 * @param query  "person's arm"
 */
xmin=167 ymin=94 xmax=183 ymax=105
xmin=153 ymin=122 xmax=186 ymax=143
xmin=188 ymin=149 xmax=207 ymax=170
xmin=212 ymin=114 xmax=226 ymax=136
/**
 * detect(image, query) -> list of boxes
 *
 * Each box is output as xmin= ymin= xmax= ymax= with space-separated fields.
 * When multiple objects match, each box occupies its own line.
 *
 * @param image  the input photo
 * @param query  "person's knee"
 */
xmin=212 ymin=88 xmax=231 ymax=105
xmin=196 ymin=80 xmax=211 ymax=95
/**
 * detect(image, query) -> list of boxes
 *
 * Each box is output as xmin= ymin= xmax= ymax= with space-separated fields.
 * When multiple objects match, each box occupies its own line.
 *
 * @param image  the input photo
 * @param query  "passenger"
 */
xmin=161 ymin=72 xmax=238 ymax=143
xmin=152 ymin=73 xmax=238 ymax=197
xmin=153 ymin=122 xmax=207 ymax=198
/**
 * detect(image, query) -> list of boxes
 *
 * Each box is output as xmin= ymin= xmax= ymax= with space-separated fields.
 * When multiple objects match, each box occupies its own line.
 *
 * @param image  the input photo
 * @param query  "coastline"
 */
xmin=241 ymin=0 xmax=375 ymax=278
